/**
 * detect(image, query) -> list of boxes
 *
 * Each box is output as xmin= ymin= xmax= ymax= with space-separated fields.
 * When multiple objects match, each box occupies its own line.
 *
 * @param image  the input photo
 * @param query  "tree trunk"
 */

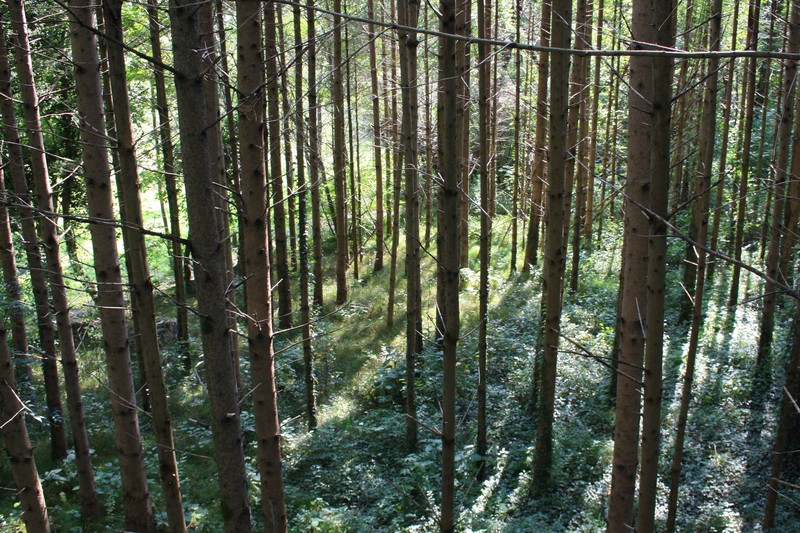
xmin=756 ymin=0 xmax=800 ymax=397
xmin=665 ymin=3 xmax=723 ymax=530
xmin=169 ymin=1 xmax=253 ymax=529
xmin=533 ymin=0 xmax=571 ymax=492
xmin=307 ymin=0 xmax=324 ymax=308
xmin=398 ymin=0 xmax=422 ymax=454
xmin=476 ymin=0 xmax=492 ymax=480
xmin=236 ymin=4 xmax=288 ymax=529
xmin=102 ymin=2 xmax=187 ymax=529
xmin=294 ymin=0 xmax=317 ymax=429
xmin=730 ymin=0 xmax=762 ymax=307
xmin=149 ymin=0 xmax=189 ymax=354
xmin=369 ymin=0 xmax=385 ymax=272
xmin=523 ymin=0 xmax=551 ymax=270
xmin=5 ymin=0 xmax=99 ymax=518
xmin=67 ymin=1 xmax=154 ymax=530
xmin=332 ymin=0 xmax=349 ymax=305
xmin=706 ymin=1 xmax=740 ymax=283
xmin=265 ymin=0 xmax=293 ymax=327
xmin=635 ymin=2 xmax=673 ymax=529
xmin=606 ymin=0 xmax=660 ymax=524
xmin=439 ymin=0 xmax=461 ymax=527
xmin=0 ymin=321 xmax=50 ymax=533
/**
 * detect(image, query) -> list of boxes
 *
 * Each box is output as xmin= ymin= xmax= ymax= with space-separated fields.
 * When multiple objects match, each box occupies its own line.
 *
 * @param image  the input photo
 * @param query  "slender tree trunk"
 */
xmin=0 ymin=165 xmax=30 ymax=388
xmin=307 ymin=0 xmax=324 ymax=308
xmin=509 ymin=0 xmax=522 ymax=273
xmin=533 ymin=0 xmax=571 ymax=492
xmin=756 ymin=0 xmax=800 ymax=397
xmin=294 ymin=0 xmax=317 ymax=429
xmin=169 ymin=1 xmax=253 ymax=529
xmin=763 ymin=284 xmax=800 ymax=527
xmin=584 ymin=0 xmax=604 ymax=243
xmin=666 ymin=3 xmax=723 ymax=530
xmin=67 ymin=1 xmax=154 ymax=530
xmin=5 ymin=0 xmax=99 ymax=518
xmin=196 ymin=0 xmax=242 ymax=385
xmin=102 ymin=2 xmax=186 ymax=529
xmin=476 ymin=0 xmax=492 ymax=480
xmin=707 ymin=2 xmax=740 ymax=283
xmin=523 ymin=0 xmax=551 ymax=271
xmin=148 ymin=0 xmax=189 ymax=357
xmin=332 ymin=0 xmax=349 ymax=305
xmin=636 ymin=3 xmax=673 ymax=528
xmin=237 ymin=5 xmax=288 ymax=529
xmin=730 ymin=0 xmax=762 ymax=307
xmin=369 ymin=0 xmax=385 ymax=272
xmin=606 ymin=0 xmax=655 ymax=524
xmin=568 ymin=0 xmax=591 ymax=293
xmin=277 ymin=5 xmax=299 ymax=275
xmin=0 ymin=321 xmax=49 ymax=533
xmin=439 ymin=0 xmax=461 ymax=527
xmin=456 ymin=0 xmax=471 ymax=269
xmin=265 ymin=0 xmax=293 ymax=327
xmin=398 ymin=0 xmax=422 ymax=453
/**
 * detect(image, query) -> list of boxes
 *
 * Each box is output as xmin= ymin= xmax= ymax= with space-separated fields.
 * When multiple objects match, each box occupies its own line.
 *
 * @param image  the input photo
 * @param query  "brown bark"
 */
xmin=237 ymin=4 xmax=288 ymax=529
xmin=533 ymin=0 xmax=571 ymax=492
xmin=67 ymin=1 xmax=155 ymax=529
xmin=476 ymin=0 xmax=491 ymax=480
xmin=332 ymin=0 xmax=349 ymax=305
xmin=148 ymin=0 xmax=189 ymax=353
xmin=0 ymin=322 xmax=49 ymax=533
xmin=295 ymin=0 xmax=317 ymax=429
xmin=606 ymin=0 xmax=663 ymax=524
xmin=756 ymin=0 xmax=800 ymax=396
xmin=635 ymin=2 xmax=673 ymax=529
xmin=439 ymin=0 xmax=461 ymax=525
xmin=67 ymin=1 xmax=154 ymax=529
xmin=5 ymin=0 xmax=99 ymax=517
xmin=730 ymin=0 xmax=762 ymax=306
xmin=307 ymin=0 xmax=324 ymax=308
xmin=102 ymin=2 xmax=186 ymax=529
xmin=369 ymin=0 xmax=385 ymax=272
xmin=169 ymin=1 xmax=253 ymax=529
xmin=398 ymin=0 xmax=422 ymax=454
xmin=523 ymin=0 xmax=551 ymax=270
xmin=666 ymin=3 xmax=723 ymax=530
xmin=265 ymin=0 xmax=293 ymax=327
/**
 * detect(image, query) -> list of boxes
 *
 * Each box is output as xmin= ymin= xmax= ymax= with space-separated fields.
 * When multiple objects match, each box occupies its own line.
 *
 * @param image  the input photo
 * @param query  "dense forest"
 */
xmin=1 ymin=0 xmax=800 ymax=531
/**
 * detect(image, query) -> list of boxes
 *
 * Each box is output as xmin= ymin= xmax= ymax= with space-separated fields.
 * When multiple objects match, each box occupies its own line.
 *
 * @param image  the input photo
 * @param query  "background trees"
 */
xmin=2 ymin=0 xmax=800 ymax=531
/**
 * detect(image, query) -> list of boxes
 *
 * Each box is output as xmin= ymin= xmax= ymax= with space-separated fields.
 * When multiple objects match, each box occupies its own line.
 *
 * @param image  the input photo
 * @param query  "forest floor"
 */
xmin=2 ymin=220 xmax=800 ymax=531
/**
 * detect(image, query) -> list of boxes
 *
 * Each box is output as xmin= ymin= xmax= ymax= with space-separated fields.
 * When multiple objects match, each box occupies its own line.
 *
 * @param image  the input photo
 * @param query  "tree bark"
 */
xmin=307 ymin=0 xmax=324 ymax=308
xmin=169 ymin=1 xmax=253 ymax=529
xmin=439 ymin=0 xmax=461 ymax=527
xmin=148 ymin=0 xmax=189 ymax=355
xmin=729 ymin=0 xmax=762 ymax=307
xmin=265 ymin=0 xmax=293 ymax=327
xmin=635 ymin=2 xmax=673 ymax=529
xmin=5 ymin=0 xmax=99 ymax=517
xmin=294 ymin=0 xmax=317 ymax=429
xmin=332 ymin=0 xmax=349 ymax=305
xmin=398 ymin=0 xmax=422 ymax=454
xmin=606 ymin=0 xmax=661 ymax=525
xmin=236 ymin=4 xmax=288 ymax=529
xmin=0 ymin=321 xmax=50 ymax=533
xmin=533 ymin=0 xmax=571 ymax=492
xmin=101 ymin=2 xmax=187 ymax=529
xmin=67 ymin=1 xmax=154 ymax=530
xmin=523 ymin=0 xmax=551 ymax=271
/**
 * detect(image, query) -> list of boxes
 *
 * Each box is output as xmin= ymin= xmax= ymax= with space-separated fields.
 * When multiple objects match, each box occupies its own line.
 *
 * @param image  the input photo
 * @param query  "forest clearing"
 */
xmin=0 ymin=0 xmax=799 ymax=531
